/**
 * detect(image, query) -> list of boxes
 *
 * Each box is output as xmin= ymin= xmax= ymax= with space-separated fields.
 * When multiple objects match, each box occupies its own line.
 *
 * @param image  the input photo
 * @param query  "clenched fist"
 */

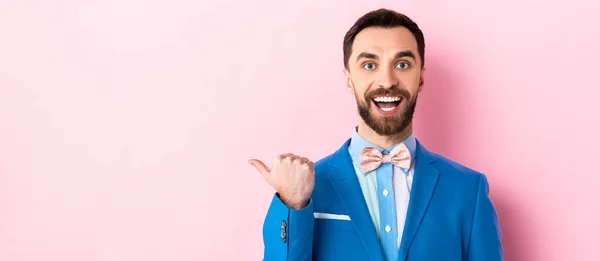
xmin=249 ymin=153 xmax=315 ymax=210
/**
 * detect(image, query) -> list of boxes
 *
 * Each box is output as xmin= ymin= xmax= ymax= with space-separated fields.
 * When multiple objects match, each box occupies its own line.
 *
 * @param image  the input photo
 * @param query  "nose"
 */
xmin=377 ymin=66 xmax=399 ymax=89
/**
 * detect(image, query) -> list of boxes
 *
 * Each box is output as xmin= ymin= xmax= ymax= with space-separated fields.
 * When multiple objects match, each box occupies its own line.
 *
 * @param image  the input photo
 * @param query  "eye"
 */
xmin=362 ymin=63 xmax=376 ymax=70
xmin=396 ymin=62 xmax=410 ymax=70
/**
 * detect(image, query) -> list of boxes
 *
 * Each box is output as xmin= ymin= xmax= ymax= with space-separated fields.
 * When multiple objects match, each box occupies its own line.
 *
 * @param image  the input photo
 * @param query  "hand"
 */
xmin=249 ymin=153 xmax=315 ymax=210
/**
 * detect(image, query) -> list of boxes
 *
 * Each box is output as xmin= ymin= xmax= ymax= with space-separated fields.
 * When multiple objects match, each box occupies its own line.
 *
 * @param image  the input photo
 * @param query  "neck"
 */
xmin=357 ymin=121 xmax=413 ymax=150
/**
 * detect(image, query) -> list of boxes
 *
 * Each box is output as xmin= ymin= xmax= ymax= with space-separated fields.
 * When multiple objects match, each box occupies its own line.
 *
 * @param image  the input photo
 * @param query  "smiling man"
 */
xmin=249 ymin=8 xmax=503 ymax=261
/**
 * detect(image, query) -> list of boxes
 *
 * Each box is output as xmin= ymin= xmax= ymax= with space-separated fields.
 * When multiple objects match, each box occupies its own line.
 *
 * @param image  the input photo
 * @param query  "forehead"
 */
xmin=351 ymin=26 xmax=419 ymax=59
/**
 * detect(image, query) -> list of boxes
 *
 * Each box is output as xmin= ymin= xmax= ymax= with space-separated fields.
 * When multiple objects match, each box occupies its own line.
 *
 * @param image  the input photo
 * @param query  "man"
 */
xmin=249 ymin=8 xmax=503 ymax=261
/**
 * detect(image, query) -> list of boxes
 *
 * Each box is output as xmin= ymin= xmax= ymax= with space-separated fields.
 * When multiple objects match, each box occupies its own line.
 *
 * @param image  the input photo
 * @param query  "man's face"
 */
xmin=344 ymin=26 xmax=424 ymax=136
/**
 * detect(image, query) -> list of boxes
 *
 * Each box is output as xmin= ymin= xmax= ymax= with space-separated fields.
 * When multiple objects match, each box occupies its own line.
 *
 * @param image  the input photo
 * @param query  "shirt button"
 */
xmin=385 ymin=225 xmax=391 ymax=232
xmin=383 ymin=189 xmax=389 ymax=197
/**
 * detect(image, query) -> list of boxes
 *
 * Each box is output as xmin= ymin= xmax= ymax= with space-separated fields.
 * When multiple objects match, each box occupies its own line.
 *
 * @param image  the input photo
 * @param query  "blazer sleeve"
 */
xmin=262 ymin=193 xmax=314 ymax=261
xmin=467 ymin=174 xmax=504 ymax=261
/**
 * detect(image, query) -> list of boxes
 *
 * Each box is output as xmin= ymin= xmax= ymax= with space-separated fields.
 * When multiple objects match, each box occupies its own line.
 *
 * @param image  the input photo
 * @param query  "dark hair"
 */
xmin=343 ymin=8 xmax=425 ymax=69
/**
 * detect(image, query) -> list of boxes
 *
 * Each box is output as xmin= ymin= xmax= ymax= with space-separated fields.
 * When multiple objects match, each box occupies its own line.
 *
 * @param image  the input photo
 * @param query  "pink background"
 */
xmin=1 ymin=0 xmax=599 ymax=260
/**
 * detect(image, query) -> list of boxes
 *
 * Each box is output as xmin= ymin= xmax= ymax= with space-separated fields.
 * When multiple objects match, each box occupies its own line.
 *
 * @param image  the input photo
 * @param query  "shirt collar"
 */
xmin=348 ymin=126 xmax=417 ymax=173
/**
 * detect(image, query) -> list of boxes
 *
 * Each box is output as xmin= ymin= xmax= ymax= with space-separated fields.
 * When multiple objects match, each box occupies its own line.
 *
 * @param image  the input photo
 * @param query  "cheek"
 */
xmin=349 ymin=82 xmax=367 ymax=98
xmin=354 ymin=88 xmax=369 ymax=100
xmin=400 ymin=73 xmax=422 ymax=92
xmin=350 ymin=72 xmax=378 ymax=98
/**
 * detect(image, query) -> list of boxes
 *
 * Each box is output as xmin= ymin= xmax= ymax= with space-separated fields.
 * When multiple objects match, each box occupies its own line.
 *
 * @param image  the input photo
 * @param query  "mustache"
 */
xmin=364 ymin=86 xmax=411 ymax=100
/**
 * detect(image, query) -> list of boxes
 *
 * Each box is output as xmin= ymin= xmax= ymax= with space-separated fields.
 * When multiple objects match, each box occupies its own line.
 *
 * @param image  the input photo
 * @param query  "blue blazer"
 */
xmin=261 ymin=138 xmax=503 ymax=261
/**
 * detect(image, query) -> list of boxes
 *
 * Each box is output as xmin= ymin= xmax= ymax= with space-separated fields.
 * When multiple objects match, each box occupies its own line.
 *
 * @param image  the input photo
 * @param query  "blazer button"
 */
xmin=281 ymin=220 xmax=287 ymax=243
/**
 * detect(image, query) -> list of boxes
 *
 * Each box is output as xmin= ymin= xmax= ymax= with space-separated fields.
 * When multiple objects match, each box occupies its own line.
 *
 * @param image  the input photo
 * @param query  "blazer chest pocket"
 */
xmin=314 ymin=218 xmax=355 ymax=231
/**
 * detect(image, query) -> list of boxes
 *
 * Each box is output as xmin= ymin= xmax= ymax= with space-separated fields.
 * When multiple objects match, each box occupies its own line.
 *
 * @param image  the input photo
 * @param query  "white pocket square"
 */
xmin=313 ymin=212 xmax=351 ymax=221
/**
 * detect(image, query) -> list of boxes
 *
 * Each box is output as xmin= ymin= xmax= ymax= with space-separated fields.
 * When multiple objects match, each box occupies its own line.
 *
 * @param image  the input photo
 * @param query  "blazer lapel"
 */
xmin=326 ymin=139 xmax=386 ymax=261
xmin=398 ymin=140 xmax=440 ymax=261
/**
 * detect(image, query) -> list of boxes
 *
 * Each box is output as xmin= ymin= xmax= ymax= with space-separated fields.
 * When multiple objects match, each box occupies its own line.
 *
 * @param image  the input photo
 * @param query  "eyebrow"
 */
xmin=395 ymin=50 xmax=416 ymax=60
xmin=356 ymin=52 xmax=378 ymax=61
xmin=355 ymin=50 xmax=416 ymax=62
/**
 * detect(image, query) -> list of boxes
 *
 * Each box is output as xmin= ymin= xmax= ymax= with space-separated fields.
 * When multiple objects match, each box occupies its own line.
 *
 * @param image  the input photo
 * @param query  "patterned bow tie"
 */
xmin=359 ymin=143 xmax=411 ymax=173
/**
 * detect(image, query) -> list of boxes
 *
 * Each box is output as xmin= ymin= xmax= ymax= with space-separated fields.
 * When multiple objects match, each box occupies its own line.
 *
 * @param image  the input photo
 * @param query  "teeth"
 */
xmin=381 ymin=107 xmax=396 ymax=112
xmin=373 ymin=96 xmax=401 ymax=102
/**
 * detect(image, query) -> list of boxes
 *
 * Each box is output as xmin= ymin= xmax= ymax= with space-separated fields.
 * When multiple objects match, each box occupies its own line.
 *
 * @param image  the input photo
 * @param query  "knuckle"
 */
xmin=301 ymin=162 xmax=311 ymax=170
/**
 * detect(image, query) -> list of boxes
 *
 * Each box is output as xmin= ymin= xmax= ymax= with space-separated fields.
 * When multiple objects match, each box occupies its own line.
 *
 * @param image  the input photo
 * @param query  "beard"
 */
xmin=355 ymin=85 xmax=418 ymax=136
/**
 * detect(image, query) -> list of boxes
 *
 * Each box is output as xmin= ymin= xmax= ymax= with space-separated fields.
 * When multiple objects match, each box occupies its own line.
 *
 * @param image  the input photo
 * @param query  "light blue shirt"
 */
xmin=348 ymin=127 xmax=417 ymax=261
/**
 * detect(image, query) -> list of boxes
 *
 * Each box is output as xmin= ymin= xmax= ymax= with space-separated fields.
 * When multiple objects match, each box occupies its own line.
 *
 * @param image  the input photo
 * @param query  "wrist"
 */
xmin=278 ymin=193 xmax=309 ymax=210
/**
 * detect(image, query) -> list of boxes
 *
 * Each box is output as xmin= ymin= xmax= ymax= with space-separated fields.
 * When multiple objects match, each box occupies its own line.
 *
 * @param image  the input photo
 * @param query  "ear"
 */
xmin=417 ymin=67 xmax=425 ymax=93
xmin=344 ymin=68 xmax=355 ymax=95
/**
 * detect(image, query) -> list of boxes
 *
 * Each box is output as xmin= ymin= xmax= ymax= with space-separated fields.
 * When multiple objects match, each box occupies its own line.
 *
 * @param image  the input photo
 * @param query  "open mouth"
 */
xmin=372 ymin=96 xmax=402 ymax=114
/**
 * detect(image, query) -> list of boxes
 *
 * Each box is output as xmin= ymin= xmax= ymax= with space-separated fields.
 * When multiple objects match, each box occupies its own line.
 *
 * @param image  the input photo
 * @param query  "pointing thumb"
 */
xmin=248 ymin=159 xmax=271 ymax=178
